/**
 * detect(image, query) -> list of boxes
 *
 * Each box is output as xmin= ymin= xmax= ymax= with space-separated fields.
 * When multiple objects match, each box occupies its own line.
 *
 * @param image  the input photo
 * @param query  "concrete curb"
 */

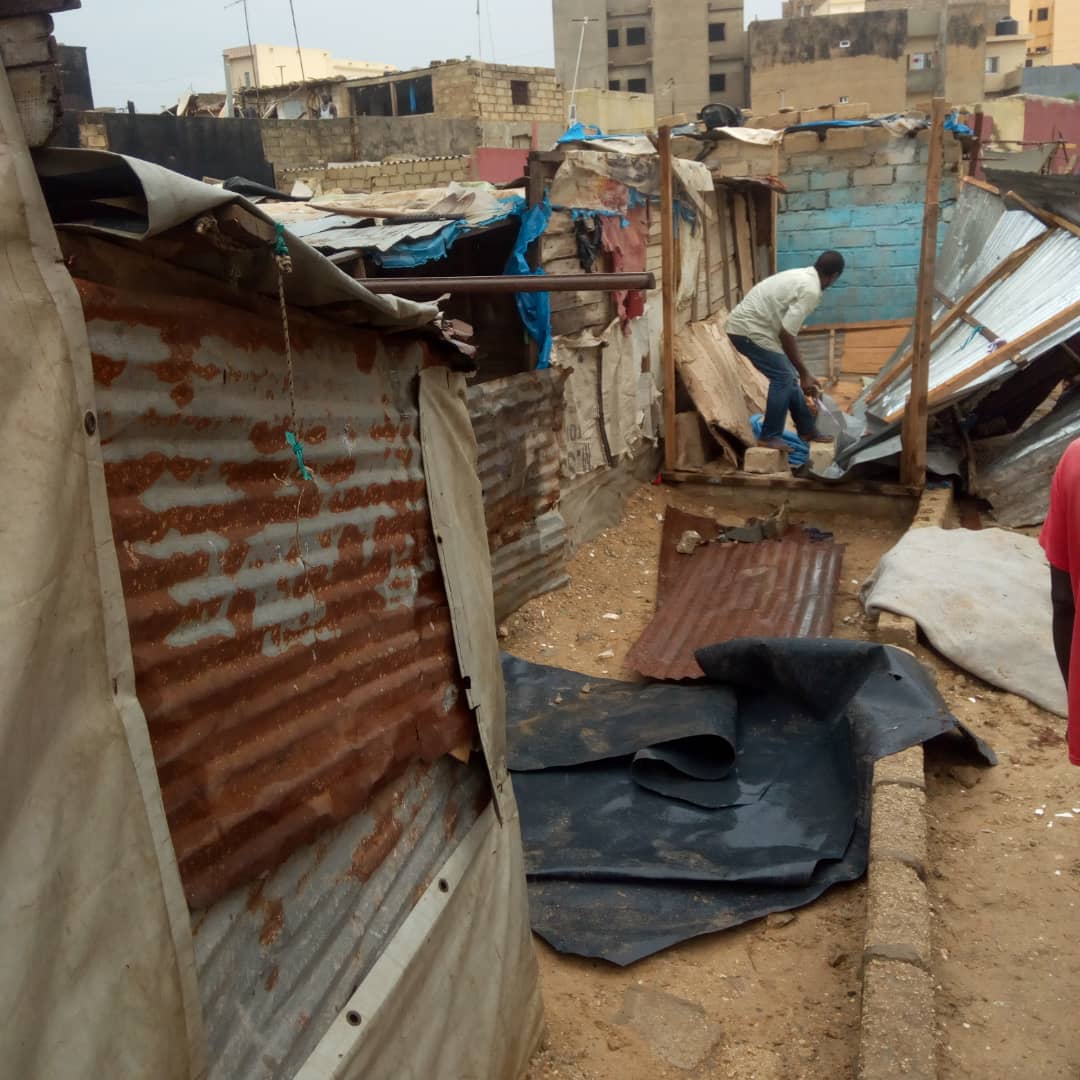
xmin=858 ymin=486 xmax=954 ymax=1080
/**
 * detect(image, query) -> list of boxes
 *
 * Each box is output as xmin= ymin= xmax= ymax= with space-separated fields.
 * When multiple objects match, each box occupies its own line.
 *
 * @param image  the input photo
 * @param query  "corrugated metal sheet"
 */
xmin=468 ymin=369 xmax=571 ymax=622
xmin=867 ymin=183 xmax=1079 ymax=421
xmin=194 ymin=756 xmax=489 ymax=1080
xmin=978 ymin=392 xmax=1080 ymax=527
xmin=82 ymin=277 xmax=476 ymax=910
xmin=627 ymin=533 xmax=845 ymax=680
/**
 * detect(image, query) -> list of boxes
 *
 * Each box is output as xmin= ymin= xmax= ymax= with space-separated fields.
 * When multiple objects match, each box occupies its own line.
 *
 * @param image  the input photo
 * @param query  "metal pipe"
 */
xmin=358 ymin=272 xmax=656 ymax=295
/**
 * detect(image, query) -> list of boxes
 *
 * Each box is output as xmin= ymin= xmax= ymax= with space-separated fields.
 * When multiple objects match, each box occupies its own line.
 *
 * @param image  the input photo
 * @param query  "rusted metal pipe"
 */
xmin=359 ymin=272 xmax=656 ymax=295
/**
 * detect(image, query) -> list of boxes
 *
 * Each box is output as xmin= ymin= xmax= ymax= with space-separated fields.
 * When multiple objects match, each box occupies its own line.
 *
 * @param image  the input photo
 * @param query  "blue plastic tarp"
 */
xmin=505 ymin=195 xmax=553 ymax=369
xmin=749 ymin=413 xmax=809 ymax=467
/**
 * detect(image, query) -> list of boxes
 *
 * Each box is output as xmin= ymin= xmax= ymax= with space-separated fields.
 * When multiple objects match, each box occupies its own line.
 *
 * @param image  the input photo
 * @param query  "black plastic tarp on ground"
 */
xmin=504 ymin=640 xmax=994 ymax=966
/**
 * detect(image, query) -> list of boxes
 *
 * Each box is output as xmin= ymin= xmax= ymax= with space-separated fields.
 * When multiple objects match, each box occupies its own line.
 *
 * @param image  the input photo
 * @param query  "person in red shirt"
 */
xmin=1040 ymin=438 xmax=1080 ymax=766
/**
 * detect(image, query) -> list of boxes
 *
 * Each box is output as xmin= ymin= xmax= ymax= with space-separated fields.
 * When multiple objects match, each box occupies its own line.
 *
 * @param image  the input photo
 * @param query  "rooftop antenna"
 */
xmin=477 ymin=0 xmax=483 ymax=60
xmin=226 ymin=0 xmax=260 ymax=113
xmin=288 ymin=0 xmax=307 ymax=82
xmin=568 ymin=16 xmax=593 ymax=126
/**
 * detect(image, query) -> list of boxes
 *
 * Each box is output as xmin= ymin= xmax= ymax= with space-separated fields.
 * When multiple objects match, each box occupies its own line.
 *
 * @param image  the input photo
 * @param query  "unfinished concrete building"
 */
xmin=552 ymin=0 xmax=748 ymax=118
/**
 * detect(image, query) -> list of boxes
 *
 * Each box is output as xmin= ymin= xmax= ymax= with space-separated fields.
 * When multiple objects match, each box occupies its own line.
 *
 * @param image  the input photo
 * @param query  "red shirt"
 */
xmin=1040 ymin=438 xmax=1080 ymax=766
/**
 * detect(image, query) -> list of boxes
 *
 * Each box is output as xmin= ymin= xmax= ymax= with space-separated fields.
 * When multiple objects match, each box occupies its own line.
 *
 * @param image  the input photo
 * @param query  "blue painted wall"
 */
xmin=774 ymin=130 xmax=958 ymax=326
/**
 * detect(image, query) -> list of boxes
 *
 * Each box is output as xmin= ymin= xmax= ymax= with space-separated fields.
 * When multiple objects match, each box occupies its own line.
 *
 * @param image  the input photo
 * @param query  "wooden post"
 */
xmin=970 ymin=105 xmax=984 ymax=179
xmin=660 ymin=121 xmax=678 ymax=473
xmin=900 ymin=97 xmax=948 ymax=487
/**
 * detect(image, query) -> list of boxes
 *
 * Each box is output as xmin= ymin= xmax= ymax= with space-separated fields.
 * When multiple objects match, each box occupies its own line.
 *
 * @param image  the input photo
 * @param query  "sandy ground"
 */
xmin=512 ymin=481 xmax=1080 ymax=1078
xmin=510 ymin=483 xmax=909 ymax=1080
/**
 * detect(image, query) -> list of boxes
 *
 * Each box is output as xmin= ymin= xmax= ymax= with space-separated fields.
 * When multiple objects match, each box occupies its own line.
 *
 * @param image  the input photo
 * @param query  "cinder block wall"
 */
xmin=279 ymin=156 xmax=473 ymax=194
xmin=707 ymin=125 xmax=962 ymax=325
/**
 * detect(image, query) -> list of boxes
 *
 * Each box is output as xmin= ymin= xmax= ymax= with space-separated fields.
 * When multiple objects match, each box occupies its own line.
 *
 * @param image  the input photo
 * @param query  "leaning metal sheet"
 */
xmin=627 ymin=533 xmax=845 ymax=680
xmin=506 ymin=640 xmax=996 ymax=965
xmin=194 ymin=756 xmax=489 ymax=1080
xmin=467 ymin=369 xmax=570 ymax=623
xmin=82 ymin=277 xmax=476 ymax=910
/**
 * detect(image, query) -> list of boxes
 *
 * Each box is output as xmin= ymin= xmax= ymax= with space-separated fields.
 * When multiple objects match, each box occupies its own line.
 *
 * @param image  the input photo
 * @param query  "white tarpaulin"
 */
xmin=0 ymin=66 xmax=205 ymax=1080
xmin=862 ymin=527 xmax=1067 ymax=717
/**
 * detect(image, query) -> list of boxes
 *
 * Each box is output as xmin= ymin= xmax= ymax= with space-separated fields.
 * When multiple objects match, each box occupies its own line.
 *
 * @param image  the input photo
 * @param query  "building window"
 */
xmin=985 ymin=56 xmax=1000 ymax=73
xmin=1026 ymin=57 xmax=1034 ymax=66
xmin=909 ymin=52 xmax=934 ymax=70
xmin=709 ymin=72 xmax=727 ymax=92
xmin=608 ymin=27 xmax=619 ymax=48
xmin=609 ymin=79 xmax=621 ymax=90
xmin=839 ymin=94 xmax=849 ymax=103
xmin=1037 ymin=6 xmax=1049 ymax=20
xmin=626 ymin=26 xmax=646 ymax=46
xmin=627 ymin=77 xmax=647 ymax=92
xmin=511 ymin=80 xmax=530 ymax=106
xmin=243 ymin=70 xmax=252 ymax=87
xmin=708 ymin=22 xmax=726 ymax=42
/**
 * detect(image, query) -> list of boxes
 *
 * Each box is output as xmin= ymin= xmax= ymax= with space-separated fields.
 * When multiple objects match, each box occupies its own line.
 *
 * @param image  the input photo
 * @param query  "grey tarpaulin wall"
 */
xmin=6 ymin=112 xmax=542 ymax=1076
xmin=0 ymin=66 xmax=206 ymax=1079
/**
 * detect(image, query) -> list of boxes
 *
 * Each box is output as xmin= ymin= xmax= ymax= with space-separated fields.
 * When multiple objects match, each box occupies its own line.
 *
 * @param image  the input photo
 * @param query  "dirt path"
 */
xmin=511 ymin=483 xmax=909 ymax=1079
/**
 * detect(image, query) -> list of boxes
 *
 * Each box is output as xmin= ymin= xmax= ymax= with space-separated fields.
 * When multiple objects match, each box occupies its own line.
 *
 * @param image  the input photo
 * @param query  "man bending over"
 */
xmin=726 ymin=250 xmax=845 ymax=450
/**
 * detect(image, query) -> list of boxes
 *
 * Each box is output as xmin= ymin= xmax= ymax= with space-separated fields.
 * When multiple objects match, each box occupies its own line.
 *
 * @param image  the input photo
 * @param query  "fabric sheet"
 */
xmin=862 ymin=526 xmax=1067 ymax=717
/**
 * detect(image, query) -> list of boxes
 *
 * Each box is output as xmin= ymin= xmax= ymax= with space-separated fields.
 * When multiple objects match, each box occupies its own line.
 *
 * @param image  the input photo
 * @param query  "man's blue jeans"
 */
xmin=728 ymin=334 xmax=817 ymax=441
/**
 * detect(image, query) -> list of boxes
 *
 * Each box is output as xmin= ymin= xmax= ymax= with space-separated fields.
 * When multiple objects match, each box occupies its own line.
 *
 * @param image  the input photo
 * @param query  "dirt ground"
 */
xmin=511 ymin=481 xmax=1080 ymax=1079
xmin=510 ymin=483 xmax=909 ymax=1080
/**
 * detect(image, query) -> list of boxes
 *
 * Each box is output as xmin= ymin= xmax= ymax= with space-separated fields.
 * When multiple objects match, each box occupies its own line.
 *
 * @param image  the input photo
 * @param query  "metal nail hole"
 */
xmin=84 ymin=411 xmax=97 ymax=435
xmin=438 ymin=878 xmax=450 ymax=893
xmin=346 ymin=1010 xmax=362 ymax=1027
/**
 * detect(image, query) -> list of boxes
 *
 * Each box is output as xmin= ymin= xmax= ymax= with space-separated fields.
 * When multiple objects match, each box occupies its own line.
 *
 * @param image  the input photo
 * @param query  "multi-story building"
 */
xmin=223 ymin=45 xmax=394 ymax=93
xmin=1005 ymin=0 xmax=1080 ymax=66
xmin=551 ymin=0 xmax=747 ymax=119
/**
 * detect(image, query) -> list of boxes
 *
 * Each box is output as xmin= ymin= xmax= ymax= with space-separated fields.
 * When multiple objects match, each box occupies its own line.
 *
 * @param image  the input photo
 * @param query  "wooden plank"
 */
xmin=970 ymin=105 xmax=984 ymax=179
xmin=660 ymin=123 xmax=677 ymax=473
xmin=732 ymin=193 xmax=754 ymax=299
xmin=933 ymin=288 xmax=1000 ymax=344
xmin=540 ymin=232 xmax=578 ymax=262
xmin=828 ymin=330 xmax=837 ymax=381
xmin=960 ymin=175 xmax=1001 ymax=196
xmin=0 ymin=14 xmax=53 ymax=68
xmin=664 ymin=469 xmax=921 ymax=499
xmin=551 ymin=299 xmax=611 ymax=337
xmin=770 ymin=142 xmax=780 ymax=275
xmin=865 ymin=228 xmax=1055 ymax=404
xmin=884 ymin=295 xmax=1080 ymax=422
xmin=702 ymin=201 xmax=714 ymax=317
xmin=900 ymin=97 xmax=947 ymax=488
xmin=1003 ymin=190 xmax=1080 ymax=241
xmin=716 ymin=189 xmax=734 ymax=311
xmin=802 ymin=318 xmax=911 ymax=333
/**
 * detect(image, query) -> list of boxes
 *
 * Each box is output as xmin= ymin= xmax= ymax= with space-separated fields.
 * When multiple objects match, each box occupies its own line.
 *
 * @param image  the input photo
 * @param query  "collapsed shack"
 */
xmin=17 ymin=144 xmax=542 ymax=1080
xmin=821 ymin=172 xmax=1080 ymax=526
xmin=254 ymin=137 xmax=777 ymax=622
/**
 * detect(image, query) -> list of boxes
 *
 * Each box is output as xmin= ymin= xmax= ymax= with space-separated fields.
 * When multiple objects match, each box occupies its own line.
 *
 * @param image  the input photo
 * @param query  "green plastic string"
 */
xmin=961 ymin=322 xmax=987 ymax=349
xmin=274 ymin=221 xmax=290 ymax=258
xmin=285 ymin=430 xmax=313 ymax=481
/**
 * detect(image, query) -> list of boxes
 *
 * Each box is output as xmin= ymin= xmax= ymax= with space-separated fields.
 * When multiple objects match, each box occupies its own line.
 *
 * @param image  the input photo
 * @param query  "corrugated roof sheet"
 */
xmin=468 ymin=369 xmax=570 ymax=622
xmin=628 ymin=531 xmax=844 ymax=680
xmin=82 ymin=276 xmax=476 ymax=909
xmin=978 ymin=391 xmax=1080 ymax=527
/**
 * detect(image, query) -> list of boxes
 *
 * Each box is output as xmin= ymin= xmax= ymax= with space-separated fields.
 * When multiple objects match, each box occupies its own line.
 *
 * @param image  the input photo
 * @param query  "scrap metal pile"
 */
xmin=818 ymin=172 xmax=1080 ymax=528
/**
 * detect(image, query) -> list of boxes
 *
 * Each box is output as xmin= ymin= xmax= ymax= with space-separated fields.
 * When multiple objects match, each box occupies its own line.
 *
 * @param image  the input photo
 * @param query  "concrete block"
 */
xmin=869 ymin=783 xmax=928 ymax=878
xmin=830 ymin=228 xmax=875 ymax=247
xmin=783 ymin=172 xmax=811 ymax=192
xmin=873 ymin=746 xmax=926 ymax=791
xmin=864 ymin=128 xmax=896 ymax=149
xmin=894 ymin=163 xmax=928 ymax=184
xmin=825 ymin=127 xmax=867 ymax=150
xmin=787 ymin=228 xmax=836 ymax=251
xmin=807 ymin=443 xmax=834 ymax=472
xmin=864 ymin=858 xmax=931 ymax=970
xmin=835 ymin=101 xmax=871 ymax=120
xmin=784 ymin=191 xmax=827 ymax=212
xmin=875 ymin=610 xmax=918 ymax=650
xmin=798 ymin=105 xmax=835 ymax=124
xmin=853 ymin=165 xmax=895 ymax=186
xmin=912 ymin=486 xmax=955 ymax=528
xmin=858 ymin=959 xmax=936 ymax=1080
xmin=744 ymin=446 xmax=789 ymax=474
xmin=783 ymin=130 xmax=822 ymax=155
xmin=810 ymin=169 xmax=851 ymax=190
xmin=873 ymin=143 xmax=919 ymax=167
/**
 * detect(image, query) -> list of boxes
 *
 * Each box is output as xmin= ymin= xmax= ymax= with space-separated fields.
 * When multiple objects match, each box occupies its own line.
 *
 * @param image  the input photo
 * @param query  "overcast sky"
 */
xmin=55 ymin=0 xmax=782 ymax=111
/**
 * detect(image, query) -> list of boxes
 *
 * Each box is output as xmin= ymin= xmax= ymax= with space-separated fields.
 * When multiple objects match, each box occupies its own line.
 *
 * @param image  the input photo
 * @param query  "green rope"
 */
xmin=285 ymin=430 xmax=313 ymax=481
xmin=274 ymin=221 xmax=290 ymax=258
xmin=961 ymin=322 xmax=987 ymax=349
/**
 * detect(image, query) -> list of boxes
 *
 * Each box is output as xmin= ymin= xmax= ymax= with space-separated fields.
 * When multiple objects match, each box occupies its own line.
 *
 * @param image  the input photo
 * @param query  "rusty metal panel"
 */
xmin=194 ymin=755 xmax=489 ymax=1080
xmin=81 ymin=277 xmax=476 ymax=910
xmin=628 ymin=532 xmax=845 ymax=680
xmin=468 ymin=368 xmax=570 ymax=622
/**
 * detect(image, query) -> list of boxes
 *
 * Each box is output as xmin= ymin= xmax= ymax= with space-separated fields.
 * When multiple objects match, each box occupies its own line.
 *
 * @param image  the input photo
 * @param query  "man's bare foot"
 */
xmin=757 ymin=436 xmax=790 ymax=451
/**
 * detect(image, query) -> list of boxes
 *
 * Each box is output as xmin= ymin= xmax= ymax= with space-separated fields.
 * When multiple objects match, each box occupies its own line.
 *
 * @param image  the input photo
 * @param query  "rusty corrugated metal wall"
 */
xmin=81 ymin=277 xmax=477 ymax=910
xmin=468 ymin=368 xmax=570 ymax=622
